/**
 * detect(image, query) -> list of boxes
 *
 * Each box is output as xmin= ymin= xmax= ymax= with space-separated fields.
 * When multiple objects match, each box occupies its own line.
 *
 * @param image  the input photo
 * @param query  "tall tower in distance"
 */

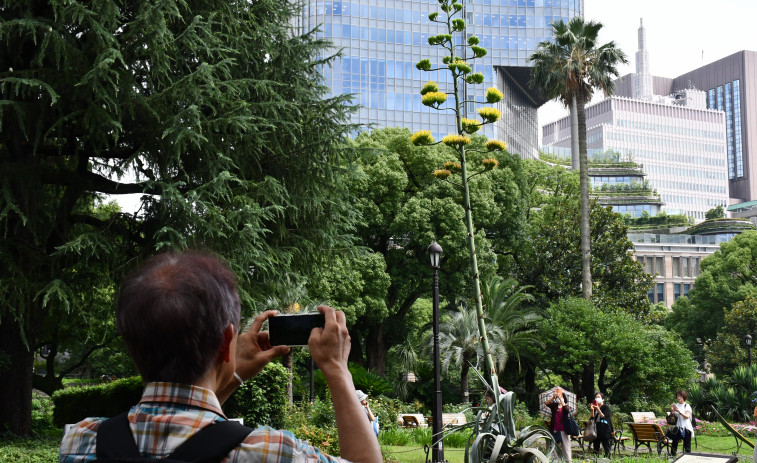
xmin=633 ymin=18 xmax=653 ymax=100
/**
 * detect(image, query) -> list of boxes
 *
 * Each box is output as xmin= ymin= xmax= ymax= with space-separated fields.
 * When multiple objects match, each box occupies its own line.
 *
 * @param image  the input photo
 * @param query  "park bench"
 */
xmin=630 ymin=411 xmax=657 ymax=423
xmin=626 ymin=422 xmax=671 ymax=455
xmin=399 ymin=413 xmax=428 ymax=428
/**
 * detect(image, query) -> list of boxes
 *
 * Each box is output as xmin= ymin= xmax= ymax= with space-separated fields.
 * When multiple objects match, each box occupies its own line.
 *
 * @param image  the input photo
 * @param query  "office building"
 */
xmin=615 ymin=50 xmax=757 ymax=204
xmin=542 ymin=20 xmax=729 ymax=221
xmin=298 ymin=0 xmax=583 ymax=158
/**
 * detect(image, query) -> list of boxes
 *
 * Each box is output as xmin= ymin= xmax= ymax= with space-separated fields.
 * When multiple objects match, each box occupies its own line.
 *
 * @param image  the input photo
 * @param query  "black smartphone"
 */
xmin=269 ymin=313 xmax=326 ymax=346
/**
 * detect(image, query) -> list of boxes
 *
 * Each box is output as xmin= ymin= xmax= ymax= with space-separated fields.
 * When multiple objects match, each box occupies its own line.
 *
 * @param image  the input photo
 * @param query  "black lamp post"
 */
xmin=428 ymin=241 xmax=444 ymax=463
xmin=746 ymin=334 xmax=753 ymax=367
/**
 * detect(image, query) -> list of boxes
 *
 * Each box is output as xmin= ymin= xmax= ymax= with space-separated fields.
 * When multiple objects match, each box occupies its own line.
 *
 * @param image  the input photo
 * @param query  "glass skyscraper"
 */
xmin=299 ymin=0 xmax=583 ymax=158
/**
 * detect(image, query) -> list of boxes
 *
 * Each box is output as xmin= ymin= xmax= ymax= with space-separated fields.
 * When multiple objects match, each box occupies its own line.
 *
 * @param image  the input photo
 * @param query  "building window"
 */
xmin=655 ymin=256 xmax=664 ymax=277
xmin=682 ymin=257 xmax=689 ymax=278
xmin=683 ymin=283 xmax=691 ymax=297
xmin=657 ymin=283 xmax=664 ymax=303
xmin=672 ymin=257 xmax=680 ymax=277
xmin=648 ymin=286 xmax=654 ymax=302
xmin=734 ymin=79 xmax=744 ymax=178
xmin=674 ymin=283 xmax=681 ymax=301
xmin=691 ymin=257 xmax=700 ymax=277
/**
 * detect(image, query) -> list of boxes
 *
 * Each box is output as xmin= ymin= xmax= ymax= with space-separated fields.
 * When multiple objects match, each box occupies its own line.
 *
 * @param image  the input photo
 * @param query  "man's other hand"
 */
xmin=236 ymin=310 xmax=290 ymax=380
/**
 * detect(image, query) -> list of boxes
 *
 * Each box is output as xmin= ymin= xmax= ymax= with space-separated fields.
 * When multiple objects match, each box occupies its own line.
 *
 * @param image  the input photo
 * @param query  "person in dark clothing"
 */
xmin=590 ymin=391 xmax=614 ymax=458
xmin=546 ymin=388 xmax=573 ymax=463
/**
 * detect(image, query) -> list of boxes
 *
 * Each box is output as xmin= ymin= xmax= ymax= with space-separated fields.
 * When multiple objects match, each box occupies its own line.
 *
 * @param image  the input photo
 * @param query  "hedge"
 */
xmin=52 ymin=376 xmax=143 ymax=427
xmin=53 ymin=362 xmax=289 ymax=429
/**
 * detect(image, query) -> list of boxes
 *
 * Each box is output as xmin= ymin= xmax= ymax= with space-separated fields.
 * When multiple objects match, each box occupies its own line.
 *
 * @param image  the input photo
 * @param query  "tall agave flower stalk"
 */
xmin=411 ymin=0 xmax=508 ymax=408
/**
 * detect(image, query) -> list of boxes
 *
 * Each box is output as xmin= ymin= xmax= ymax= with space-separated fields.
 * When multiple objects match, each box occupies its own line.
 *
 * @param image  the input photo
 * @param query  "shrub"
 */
xmin=224 ymin=362 xmax=288 ymax=428
xmin=52 ymin=376 xmax=143 ymax=427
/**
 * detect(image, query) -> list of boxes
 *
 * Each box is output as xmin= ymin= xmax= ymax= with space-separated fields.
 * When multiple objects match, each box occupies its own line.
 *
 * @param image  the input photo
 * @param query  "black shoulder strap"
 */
xmin=168 ymin=420 xmax=253 ymax=463
xmin=96 ymin=412 xmax=253 ymax=463
xmin=97 ymin=412 xmax=141 ymax=461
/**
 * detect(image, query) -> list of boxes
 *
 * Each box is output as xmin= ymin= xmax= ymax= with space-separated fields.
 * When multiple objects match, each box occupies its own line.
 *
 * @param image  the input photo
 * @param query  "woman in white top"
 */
xmin=669 ymin=389 xmax=694 ymax=455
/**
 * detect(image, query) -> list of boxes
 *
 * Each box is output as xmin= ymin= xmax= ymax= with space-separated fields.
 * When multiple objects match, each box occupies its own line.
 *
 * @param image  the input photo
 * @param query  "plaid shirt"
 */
xmin=59 ymin=382 xmax=346 ymax=463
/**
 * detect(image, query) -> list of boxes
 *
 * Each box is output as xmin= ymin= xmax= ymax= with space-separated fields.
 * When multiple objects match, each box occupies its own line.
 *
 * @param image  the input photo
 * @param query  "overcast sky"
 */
xmin=538 ymin=0 xmax=757 ymax=127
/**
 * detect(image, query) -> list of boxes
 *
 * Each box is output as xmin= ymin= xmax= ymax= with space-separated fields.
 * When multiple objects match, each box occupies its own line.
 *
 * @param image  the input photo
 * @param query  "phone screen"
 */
xmin=269 ymin=313 xmax=326 ymax=346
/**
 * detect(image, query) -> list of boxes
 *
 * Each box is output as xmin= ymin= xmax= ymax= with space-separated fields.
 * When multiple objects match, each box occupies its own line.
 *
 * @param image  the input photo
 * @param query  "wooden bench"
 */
xmin=400 ymin=413 xmax=428 ymax=428
xmin=442 ymin=413 xmax=467 ymax=427
xmin=630 ymin=412 xmax=657 ymax=423
xmin=626 ymin=422 xmax=672 ymax=455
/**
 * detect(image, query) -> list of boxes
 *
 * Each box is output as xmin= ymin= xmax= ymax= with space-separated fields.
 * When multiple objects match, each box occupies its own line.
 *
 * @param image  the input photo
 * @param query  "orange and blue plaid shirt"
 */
xmin=59 ymin=382 xmax=346 ymax=463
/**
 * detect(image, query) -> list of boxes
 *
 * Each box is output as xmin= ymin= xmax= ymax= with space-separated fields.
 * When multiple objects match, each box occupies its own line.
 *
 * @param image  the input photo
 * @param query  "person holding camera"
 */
xmin=546 ymin=387 xmax=573 ymax=463
xmin=669 ymin=389 xmax=694 ymax=456
xmin=590 ymin=391 xmax=613 ymax=458
xmin=59 ymin=250 xmax=381 ymax=463
xmin=356 ymin=390 xmax=378 ymax=436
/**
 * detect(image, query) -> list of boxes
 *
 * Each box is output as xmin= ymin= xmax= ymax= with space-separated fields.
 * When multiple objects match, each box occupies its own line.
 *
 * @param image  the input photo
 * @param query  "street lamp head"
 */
xmin=428 ymin=241 xmax=443 ymax=269
xmin=746 ymin=334 xmax=753 ymax=347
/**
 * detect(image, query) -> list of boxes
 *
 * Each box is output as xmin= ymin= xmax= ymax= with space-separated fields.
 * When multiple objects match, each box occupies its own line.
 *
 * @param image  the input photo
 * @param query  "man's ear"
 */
xmin=219 ymin=323 xmax=235 ymax=363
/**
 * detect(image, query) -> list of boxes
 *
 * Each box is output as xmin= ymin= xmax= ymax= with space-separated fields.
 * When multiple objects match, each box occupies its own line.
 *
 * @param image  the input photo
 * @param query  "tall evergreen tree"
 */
xmin=528 ymin=18 xmax=627 ymax=300
xmin=0 ymin=0 xmax=357 ymax=435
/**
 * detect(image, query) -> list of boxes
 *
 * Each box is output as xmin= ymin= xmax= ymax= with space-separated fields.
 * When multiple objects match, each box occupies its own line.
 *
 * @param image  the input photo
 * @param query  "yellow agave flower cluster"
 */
xmin=442 ymin=134 xmax=471 ymax=147
xmin=477 ymin=107 xmax=501 ymax=123
xmin=411 ymin=130 xmax=435 ymax=146
xmin=461 ymin=118 xmax=480 ymax=134
xmin=433 ymin=169 xmax=452 ymax=179
xmin=482 ymin=158 xmax=499 ymax=170
xmin=486 ymin=140 xmax=507 ymax=151
xmin=443 ymin=161 xmax=462 ymax=172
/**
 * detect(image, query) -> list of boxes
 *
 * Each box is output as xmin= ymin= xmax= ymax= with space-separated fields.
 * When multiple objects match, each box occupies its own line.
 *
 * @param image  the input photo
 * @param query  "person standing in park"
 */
xmin=669 ymin=389 xmax=695 ymax=456
xmin=546 ymin=387 xmax=573 ymax=463
xmin=590 ymin=392 xmax=613 ymax=458
xmin=59 ymin=250 xmax=381 ymax=463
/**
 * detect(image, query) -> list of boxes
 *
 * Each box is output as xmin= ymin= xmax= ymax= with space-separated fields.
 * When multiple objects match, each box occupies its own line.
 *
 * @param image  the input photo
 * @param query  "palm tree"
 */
xmin=528 ymin=18 xmax=627 ymax=300
xmin=437 ymin=303 xmax=506 ymax=403
xmin=437 ymin=278 xmax=541 ymax=403
xmin=481 ymin=276 xmax=543 ymax=371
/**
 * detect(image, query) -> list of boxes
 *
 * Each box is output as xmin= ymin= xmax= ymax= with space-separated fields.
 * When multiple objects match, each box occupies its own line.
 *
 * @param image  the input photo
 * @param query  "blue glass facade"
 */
xmin=708 ymin=79 xmax=744 ymax=179
xmin=301 ymin=0 xmax=583 ymax=156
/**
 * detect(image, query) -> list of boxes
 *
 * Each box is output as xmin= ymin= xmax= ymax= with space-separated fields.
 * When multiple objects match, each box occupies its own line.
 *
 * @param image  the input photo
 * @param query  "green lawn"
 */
xmin=2 ymin=431 xmax=753 ymax=463
xmin=384 ymin=434 xmax=755 ymax=463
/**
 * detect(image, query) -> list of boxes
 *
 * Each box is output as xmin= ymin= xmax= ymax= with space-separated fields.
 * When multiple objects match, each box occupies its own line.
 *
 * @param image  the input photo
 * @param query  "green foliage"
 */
xmin=349 ymin=128 xmax=528 ymax=370
xmin=1 ymin=0 xmax=360 ymax=435
xmin=52 ymin=376 xmax=143 ymax=427
xmin=706 ymin=205 xmax=726 ymax=220
xmin=224 ymin=362 xmax=288 ymax=429
xmin=706 ymin=295 xmax=757 ymax=376
xmin=689 ymin=366 xmax=757 ymax=422
xmin=0 ymin=434 xmax=61 ymax=463
xmin=517 ymin=190 xmax=654 ymax=317
xmin=669 ymin=231 xmax=757 ymax=350
xmin=349 ymin=363 xmax=394 ymax=397
xmin=535 ymin=298 xmax=697 ymax=405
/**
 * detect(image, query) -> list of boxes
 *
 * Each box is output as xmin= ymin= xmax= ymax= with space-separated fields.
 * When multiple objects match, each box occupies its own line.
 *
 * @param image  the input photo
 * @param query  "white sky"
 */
xmin=538 ymin=0 xmax=757 ymax=128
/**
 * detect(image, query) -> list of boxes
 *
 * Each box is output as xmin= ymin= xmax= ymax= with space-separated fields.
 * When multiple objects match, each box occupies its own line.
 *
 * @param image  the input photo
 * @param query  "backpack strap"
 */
xmin=96 ymin=412 xmax=252 ymax=463
xmin=168 ymin=420 xmax=253 ymax=463
xmin=96 ymin=412 xmax=141 ymax=461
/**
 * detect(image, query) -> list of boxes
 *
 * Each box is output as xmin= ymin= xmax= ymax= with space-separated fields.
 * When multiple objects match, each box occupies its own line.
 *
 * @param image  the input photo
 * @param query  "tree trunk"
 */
xmin=570 ymin=96 xmax=579 ymax=171
xmin=284 ymin=351 xmax=293 ymax=404
xmin=461 ymin=359 xmax=470 ymax=404
xmin=598 ymin=357 xmax=608 ymax=394
xmin=0 ymin=318 xmax=34 ymax=436
xmin=581 ymin=362 xmax=595 ymax=403
xmin=365 ymin=325 xmax=385 ymax=375
xmin=577 ymin=91 xmax=592 ymax=299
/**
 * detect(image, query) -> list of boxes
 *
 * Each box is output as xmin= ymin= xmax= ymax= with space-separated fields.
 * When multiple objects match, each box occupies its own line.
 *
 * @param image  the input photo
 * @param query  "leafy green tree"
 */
xmin=348 ymin=128 xmax=527 ymax=373
xmin=706 ymin=295 xmax=757 ymax=376
xmin=0 ymin=0 xmax=357 ymax=435
xmin=668 ymin=231 xmax=757 ymax=350
xmin=705 ymin=205 xmax=725 ymax=220
xmin=536 ymin=298 xmax=696 ymax=404
xmin=517 ymin=195 xmax=653 ymax=318
xmin=528 ymin=18 xmax=628 ymax=300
